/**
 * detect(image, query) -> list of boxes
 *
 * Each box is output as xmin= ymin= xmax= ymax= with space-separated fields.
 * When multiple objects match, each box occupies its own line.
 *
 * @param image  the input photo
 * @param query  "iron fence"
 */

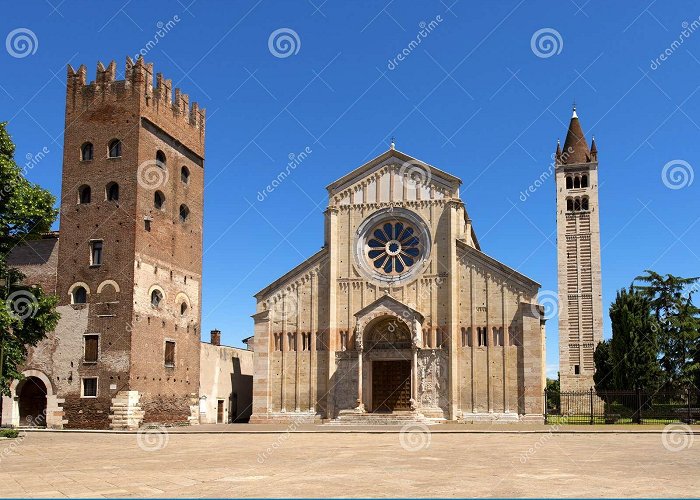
xmin=545 ymin=387 xmax=700 ymax=425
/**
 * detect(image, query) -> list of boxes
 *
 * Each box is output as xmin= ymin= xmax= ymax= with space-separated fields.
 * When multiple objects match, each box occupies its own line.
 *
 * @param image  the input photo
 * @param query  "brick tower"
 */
xmin=54 ymin=57 xmax=205 ymax=428
xmin=555 ymin=107 xmax=603 ymax=392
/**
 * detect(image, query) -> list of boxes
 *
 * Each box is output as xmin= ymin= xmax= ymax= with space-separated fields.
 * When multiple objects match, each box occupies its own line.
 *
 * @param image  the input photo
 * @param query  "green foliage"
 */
xmin=634 ymin=270 xmax=700 ymax=390
xmin=608 ymin=287 xmax=661 ymax=390
xmin=0 ymin=428 xmax=19 ymax=438
xmin=0 ymin=122 xmax=60 ymax=396
xmin=593 ymin=339 xmax=614 ymax=392
xmin=546 ymin=376 xmax=560 ymax=412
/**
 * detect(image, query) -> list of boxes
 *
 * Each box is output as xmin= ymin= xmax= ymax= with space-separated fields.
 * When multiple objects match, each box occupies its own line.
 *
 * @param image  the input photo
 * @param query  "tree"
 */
xmin=546 ymin=376 xmax=560 ymax=413
xmin=0 ymin=121 xmax=60 ymax=400
xmin=608 ymin=287 xmax=661 ymax=390
xmin=634 ymin=270 xmax=700 ymax=389
xmin=593 ymin=339 xmax=614 ymax=392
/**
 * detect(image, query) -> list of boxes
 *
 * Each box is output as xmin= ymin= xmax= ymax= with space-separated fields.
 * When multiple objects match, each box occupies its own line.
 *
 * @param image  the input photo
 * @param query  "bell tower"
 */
xmin=555 ymin=106 xmax=603 ymax=392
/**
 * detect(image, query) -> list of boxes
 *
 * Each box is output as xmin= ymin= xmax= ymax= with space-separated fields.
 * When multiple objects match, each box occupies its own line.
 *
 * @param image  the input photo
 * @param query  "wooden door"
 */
xmin=372 ymin=360 xmax=411 ymax=412
xmin=217 ymin=399 xmax=224 ymax=423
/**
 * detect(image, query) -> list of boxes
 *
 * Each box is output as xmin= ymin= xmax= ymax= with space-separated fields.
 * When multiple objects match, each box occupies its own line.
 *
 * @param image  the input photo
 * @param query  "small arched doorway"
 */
xmin=365 ymin=317 xmax=413 ymax=412
xmin=17 ymin=377 xmax=47 ymax=427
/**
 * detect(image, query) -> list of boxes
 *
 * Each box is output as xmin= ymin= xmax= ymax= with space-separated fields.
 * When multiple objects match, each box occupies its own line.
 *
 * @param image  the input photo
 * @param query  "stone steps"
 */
xmin=326 ymin=410 xmax=442 ymax=426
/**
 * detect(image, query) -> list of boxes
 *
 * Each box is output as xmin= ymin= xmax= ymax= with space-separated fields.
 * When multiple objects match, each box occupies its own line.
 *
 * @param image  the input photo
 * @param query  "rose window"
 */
xmin=367 ymin=222 xmax=421 ymax=275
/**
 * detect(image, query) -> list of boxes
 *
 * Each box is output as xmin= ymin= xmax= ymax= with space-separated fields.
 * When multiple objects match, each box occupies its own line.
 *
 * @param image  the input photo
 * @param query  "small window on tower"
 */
xmin=582 ymin=197 xmax=589 ymax=211
xmin=181 ymin=166 xmax=190 ymax=184
xmin=574 ymin=364 xmax=581 ymax=375
xmin=154 ymin=191 xmax=165 ymax=210
xmin=78 ymin=185 xmax=91 ymax=204
xmin=156 ymin=150 xmax=166 ymax=168
xmin=108 ymin=139 xmax=122 ymax=158
xmin=81 ymin=142 xmax=93 ymax=161
xmin=90 ymin=240 xmax=103 ymax=266
xmin=164 ymin=341 xmax=175 ymax=367
xmin=106 ymin=182 xmax=119 ymax=201
xmin=84 ymin=334 xmax=99 ymax=363
xmin=566 ymin=198 xmax=573 ymax=212
xmin=179 ymin=204 xmax=190 ymax=222
xmin=151 ymin=289 xmax=163 ymax=308
xmin=581 ymin=174 xmax=589 ymax=188
xmin=574 ymin=176 xmax=581 ymax=189
xmin=72 ymin=286 xmax=88 ymax=304
xmin=180 ymin=302 xmax=188 ymax=316
xmin=566 ymin=176 xmax=573 ymax=189
xmin=81 ymin=377 xmax=98 ymax=398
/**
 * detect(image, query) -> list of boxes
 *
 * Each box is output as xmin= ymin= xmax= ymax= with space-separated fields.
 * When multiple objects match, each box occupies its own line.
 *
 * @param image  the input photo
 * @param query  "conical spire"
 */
xmin=560 ymin=105 xmax=591 ymax=164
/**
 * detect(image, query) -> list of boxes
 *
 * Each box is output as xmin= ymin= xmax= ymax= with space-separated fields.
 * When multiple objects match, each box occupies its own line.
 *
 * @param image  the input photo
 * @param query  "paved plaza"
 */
xmin=0 ymin=426 xmax=698 ymax=498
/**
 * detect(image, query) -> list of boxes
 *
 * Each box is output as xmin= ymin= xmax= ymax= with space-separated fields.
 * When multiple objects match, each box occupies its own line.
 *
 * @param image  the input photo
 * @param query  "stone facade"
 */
xmin=2 ymin=57 xmax=205 ymax=429
xmin=199 ymin=332 xmax=254 ymax=423
xmin=555 ymin=108 xmax=604 ymax=392
xmin=251 ymin=148 xmax=547 ymax=423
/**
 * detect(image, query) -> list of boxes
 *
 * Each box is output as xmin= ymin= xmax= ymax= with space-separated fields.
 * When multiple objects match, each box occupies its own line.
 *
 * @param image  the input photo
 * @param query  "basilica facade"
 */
xmin=250 ymin=148 xmax=546 ymax=423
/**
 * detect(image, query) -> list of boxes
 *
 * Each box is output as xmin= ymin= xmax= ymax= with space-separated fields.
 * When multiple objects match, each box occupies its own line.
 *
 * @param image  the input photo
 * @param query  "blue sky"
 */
xmin=2 ymin=1 xmax=700 ymax=377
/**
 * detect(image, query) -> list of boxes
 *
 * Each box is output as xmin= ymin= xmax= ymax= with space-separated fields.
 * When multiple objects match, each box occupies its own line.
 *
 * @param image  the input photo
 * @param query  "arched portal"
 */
xmin=17 ymin=377 xmax=47 ymax=427
xmin=364 ymin=316 xmax=413 ymax=412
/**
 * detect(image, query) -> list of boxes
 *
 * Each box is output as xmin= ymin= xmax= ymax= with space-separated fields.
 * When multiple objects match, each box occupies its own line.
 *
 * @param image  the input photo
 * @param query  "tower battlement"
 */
xmin=66 ymin=56 xmax=205 ymax=142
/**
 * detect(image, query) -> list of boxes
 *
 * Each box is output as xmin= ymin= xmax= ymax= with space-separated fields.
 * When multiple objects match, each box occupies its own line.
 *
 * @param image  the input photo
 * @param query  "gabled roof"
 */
xmin=353 ymin=293 xmax=424 ymax=322
xmin=326 ymin=148 xmax=461 ymax=195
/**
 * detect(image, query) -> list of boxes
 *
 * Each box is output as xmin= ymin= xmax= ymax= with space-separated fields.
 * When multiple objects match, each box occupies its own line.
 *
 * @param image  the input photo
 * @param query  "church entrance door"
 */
xmin=371 ymin=360 xmax=411 ymax=412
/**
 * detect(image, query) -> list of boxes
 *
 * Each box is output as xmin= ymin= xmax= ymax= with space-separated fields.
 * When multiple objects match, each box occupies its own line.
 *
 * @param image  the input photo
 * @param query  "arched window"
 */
xmin=156 ymin=150 xmax=166 ymax=168
xmin=180 ymin=302 xmax=188 ymax=316
xmin=574 ymin=176 xmax=581 ymax=189
xmin=108 ymin=139 xmax=122 ymax=158
xmin=78 ymin=185 xmax=91 ymax=204
xmin=81 ymin=142 xmax=93 ymax=161
xmin=565 ymin=176 xmax=573 ymax=189
xmin=574 ymin=198 xmax=581 ymax=211
xmin=181 ymin=166 xmax=190 ymax=184
xmin=566 ymin=198 xmax=573 ymax=211
xmin=581 ymin=174 xmax=588 ymax=188
xmin=151 ymin=289 xmax=163 ymax=308
xmin=72 ymin=286 xmax=87 ymax=304
xmin=582 ymin=196 xmax=589 ymax=211
xmin=106 ymin=182 xmax=119 ymax=201
xmin=179 ymin=204 xmax=190 ymax=222
xmin=154 ymin=191 xmax=165 ymax=210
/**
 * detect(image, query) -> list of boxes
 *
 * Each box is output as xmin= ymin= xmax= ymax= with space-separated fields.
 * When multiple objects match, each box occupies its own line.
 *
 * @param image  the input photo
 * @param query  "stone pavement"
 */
xmin=0 ymin=426 xmax=698 ymax=497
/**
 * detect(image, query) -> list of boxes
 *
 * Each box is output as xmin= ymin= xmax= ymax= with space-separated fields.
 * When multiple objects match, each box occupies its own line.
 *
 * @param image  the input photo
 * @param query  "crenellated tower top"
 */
xmin=66 ymin=56 xmax=205 ymax=153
